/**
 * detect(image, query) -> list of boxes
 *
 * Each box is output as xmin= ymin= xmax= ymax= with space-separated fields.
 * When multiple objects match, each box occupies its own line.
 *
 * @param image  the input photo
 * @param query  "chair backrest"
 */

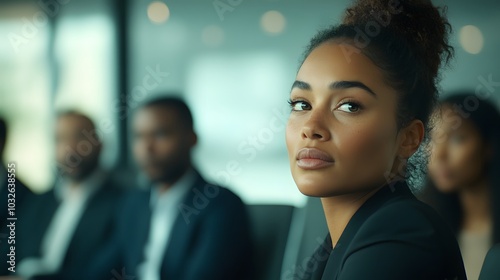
xmin=246 ymin=204 xmax=296 ymax=280
xmin=280 ymin=197 xmax=328 ymax=280
xmin=479 ymin=243 xmax=500 ymax=280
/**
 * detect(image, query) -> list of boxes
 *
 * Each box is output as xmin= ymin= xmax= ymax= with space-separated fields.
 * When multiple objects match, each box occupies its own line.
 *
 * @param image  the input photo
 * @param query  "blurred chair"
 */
xmin=280 ymin=197 xmax=328 ymax=280
xmin=479 ymin=243 xmax=500 ymax=280
xmin=247 ymin=204 xmax=295 ymax=280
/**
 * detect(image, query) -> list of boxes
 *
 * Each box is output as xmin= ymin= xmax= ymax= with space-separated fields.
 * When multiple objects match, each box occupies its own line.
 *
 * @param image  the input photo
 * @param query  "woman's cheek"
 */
xmin=285 ymin=120 xmax=297 ymax=150
xmin=337 ymin=123 xmax=395 ymax=175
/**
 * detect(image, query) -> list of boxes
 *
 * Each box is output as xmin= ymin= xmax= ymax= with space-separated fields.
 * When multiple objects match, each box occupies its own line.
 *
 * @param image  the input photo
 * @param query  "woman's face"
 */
xmin=428 ymin=105 xmax=488 ymax=193
xmin=286 ymin=42 xmax=404 ymax=197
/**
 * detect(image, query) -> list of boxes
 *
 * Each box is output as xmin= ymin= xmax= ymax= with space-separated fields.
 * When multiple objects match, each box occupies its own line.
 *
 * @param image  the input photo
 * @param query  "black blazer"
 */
xmin=88 ymin=171 xmax=254 ymax=280
xmin=14 ymin=175 xmax=124 ymax=280
xmin=301 ymin=180 xmax=466 ymax=280
xmin=0 ymin=166 xmax=33 ymax=276
xmin=479 ymin=243 xmax=500 ymax=280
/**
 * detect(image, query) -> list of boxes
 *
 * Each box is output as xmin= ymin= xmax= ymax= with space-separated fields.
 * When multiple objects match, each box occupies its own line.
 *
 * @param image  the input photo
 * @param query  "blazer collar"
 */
xmin=159 ymin=171 xmax=207 ymax=275
xmin=320 ymin=180 xmax=414 ymax=279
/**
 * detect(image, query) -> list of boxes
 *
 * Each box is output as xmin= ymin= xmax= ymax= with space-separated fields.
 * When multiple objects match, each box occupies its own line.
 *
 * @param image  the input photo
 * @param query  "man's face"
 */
xmin=55 ymin=114 xmax=101 ymax=182
xmin=133 ymin=106 xmax=196 ymax=184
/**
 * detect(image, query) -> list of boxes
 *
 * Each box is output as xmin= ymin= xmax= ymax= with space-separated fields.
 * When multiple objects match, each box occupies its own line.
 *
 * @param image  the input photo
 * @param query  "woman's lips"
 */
xmin=296 ymin=148 xmax=335 ymax=170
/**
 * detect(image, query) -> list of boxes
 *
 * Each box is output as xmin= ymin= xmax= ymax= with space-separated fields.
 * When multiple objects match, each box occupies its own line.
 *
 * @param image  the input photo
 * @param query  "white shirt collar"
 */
xmin=55 ymin=169 xmax=106 ymax=201
xmin=149 ymin=168 xmax=197 ymax=209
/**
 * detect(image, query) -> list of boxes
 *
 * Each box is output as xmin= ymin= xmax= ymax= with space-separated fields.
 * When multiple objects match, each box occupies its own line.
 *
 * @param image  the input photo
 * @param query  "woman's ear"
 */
xmin=398 ymin=119 xmax=425 ymax=159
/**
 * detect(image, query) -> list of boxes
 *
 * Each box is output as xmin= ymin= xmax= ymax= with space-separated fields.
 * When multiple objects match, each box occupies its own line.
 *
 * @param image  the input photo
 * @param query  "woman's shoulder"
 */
xmin=377 ymin=194 xmax=443 ymax=224
xmin=337 ymin=195 xmax=465 ymax=280
xmin=336 ymin=195 xmax=465 ymax=277
xmin=352 ymin=195 xmax=457 ymax=250
xmin=365 ymin=196 xmax=451 ymax=234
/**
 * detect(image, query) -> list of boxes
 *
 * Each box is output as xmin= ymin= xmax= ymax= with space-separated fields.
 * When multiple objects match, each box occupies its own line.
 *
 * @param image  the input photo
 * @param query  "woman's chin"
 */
xmin=294 ymin=175 xmax=368 ymax=197
xmin=295 ymin=179 xmax=342 ymax=197
xmin=297 ymin=186 xmax=325 ymax=197
xmin=435 ymin=183 xmax=460 ymax=194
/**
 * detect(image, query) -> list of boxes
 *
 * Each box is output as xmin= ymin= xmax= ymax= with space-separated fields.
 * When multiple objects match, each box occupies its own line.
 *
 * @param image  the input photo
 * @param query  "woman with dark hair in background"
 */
xmin=285 ymin=0 xmax=467 ymax=279
xmin=421 ymin=93 xmax=500 ymax=280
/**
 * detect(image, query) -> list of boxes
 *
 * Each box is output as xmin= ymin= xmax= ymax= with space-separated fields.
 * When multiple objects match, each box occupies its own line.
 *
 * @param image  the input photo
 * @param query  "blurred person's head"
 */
xmin=422 ymin=92 xmax=500 ymax=242
xmin=133 ymin=96 xmax=197 ymax=185
xmin=428 ymin=94 xmax=500 ymax=193
xmin=0 ymin=117 xmax=6 ymax=159
xmin=55 ymin=111 xmax=102 ymax=182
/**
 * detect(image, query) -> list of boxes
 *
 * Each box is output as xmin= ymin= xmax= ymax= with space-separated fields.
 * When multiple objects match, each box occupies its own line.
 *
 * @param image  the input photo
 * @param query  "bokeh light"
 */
xmin=459 ymin=25 xmax=484 ymax=54
xmin=260 ymin=10 xmax=286 ymax=35
xmin=147 ymin=1 xmax=170 ymax=24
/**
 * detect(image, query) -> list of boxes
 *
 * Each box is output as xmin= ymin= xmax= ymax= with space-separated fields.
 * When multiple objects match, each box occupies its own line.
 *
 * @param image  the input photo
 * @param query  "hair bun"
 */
xmin=342 ymin=0 xmax=453 ymax=78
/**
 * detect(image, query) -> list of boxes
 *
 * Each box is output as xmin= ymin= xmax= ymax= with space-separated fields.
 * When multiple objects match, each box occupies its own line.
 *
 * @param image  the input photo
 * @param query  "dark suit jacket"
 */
xmin=88 ymin=171 xmax=254 ymax=280
xmin=479 ymin=243 xmax=500 ymax=280
xmin=301 ymin=180 xmax=466 ymax=280
xmin=0 ymin=165 xmax=33 ymax=276
xmin=14 ymin=174 xmax=124 ymax=280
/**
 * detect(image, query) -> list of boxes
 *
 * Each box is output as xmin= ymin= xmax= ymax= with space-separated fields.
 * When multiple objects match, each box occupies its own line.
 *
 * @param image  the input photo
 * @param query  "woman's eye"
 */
xmin=430 ymin=132 xmax=446 ymax=144
xmin=289 ymin=100 xmax=311 ymax=111
xmin=337 ymin=102 xmax=361 ymax=113
xmin=450 ymin=134 xmax=465 ymax=144
xmin=154 ymin=130 xmax=168 ymax=139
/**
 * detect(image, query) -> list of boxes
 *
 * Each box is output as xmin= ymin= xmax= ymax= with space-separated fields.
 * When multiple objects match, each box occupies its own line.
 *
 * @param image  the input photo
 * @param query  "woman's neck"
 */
xmin=459 ymin=178 xmax=492 ymax=233
xmin=321 ymin=185 xmax=384 ymax=247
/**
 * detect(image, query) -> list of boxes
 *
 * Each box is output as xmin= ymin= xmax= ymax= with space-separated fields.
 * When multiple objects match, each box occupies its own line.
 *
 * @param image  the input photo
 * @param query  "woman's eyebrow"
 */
xmin=330 ymin=80 xmax=377 ymax=98
xmin=291 ymin=80 xmax=377 ymax=98
xmin=291 ymin=80 xmax=311 ymax=91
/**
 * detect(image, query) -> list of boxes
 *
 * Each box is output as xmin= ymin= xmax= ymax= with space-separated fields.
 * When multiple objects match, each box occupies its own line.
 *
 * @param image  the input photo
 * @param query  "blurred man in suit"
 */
xmin=0 ymin=118 xmax=33 ymax=276
xmin=89 ymin=97 xmax=254 ymax=280
xmin=11 ymin=111 xmax=123 ymax=280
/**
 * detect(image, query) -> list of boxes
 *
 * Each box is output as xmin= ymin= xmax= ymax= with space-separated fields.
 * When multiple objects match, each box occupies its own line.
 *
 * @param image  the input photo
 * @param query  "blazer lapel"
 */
xmin=129 ymin=189 xmax=152 ymax=268
xmin=321 ymin=181 xmax=413 ymax=280
xmin=160 ymin=173 xmax=205 ymax=279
